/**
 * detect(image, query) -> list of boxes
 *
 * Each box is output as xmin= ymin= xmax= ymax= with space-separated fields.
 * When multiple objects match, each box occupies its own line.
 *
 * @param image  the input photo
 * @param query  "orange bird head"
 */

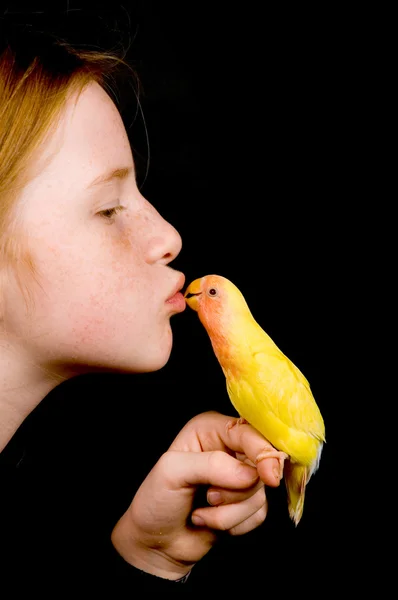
xmin=184 ymin=274 xmax=251 ymax=341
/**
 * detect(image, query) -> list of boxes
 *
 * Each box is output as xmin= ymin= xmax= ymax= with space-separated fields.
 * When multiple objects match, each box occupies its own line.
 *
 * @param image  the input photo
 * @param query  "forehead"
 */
xmin=63 ymin=82 xmax=130 ymax=156
xmin=31 ymin=81 xmax=132 ymax=188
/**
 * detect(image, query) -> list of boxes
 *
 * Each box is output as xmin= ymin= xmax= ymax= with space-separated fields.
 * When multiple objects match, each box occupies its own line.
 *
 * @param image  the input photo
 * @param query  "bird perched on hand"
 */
xmin=184 ymin=274 xmax=325 ymax=525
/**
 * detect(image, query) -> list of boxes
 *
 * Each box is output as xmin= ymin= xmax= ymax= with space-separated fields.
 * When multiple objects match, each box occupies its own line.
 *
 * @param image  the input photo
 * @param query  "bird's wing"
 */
xmin=251 ymin=349 xmax=325 ymax=442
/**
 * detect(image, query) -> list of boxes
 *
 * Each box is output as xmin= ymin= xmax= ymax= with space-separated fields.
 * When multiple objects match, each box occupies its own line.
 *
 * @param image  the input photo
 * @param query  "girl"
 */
xmin=0 ymin=27 xmax=283 ymax=592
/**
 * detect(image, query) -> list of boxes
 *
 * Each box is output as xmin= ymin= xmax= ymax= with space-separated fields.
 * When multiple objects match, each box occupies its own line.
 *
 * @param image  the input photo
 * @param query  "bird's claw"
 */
xmin=225 ymin=417 xmax=249 ymax=433
xmin=255 ymin=449 xmax=289 ymax=480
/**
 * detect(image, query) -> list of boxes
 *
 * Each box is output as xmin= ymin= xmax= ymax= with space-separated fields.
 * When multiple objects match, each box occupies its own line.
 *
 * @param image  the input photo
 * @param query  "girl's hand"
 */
xmin=111 ymin=411 xmax=285 ymax=580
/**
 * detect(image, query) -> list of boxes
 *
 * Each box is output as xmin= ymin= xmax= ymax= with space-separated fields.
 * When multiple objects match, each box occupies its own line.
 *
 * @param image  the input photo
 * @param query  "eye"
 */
xmin=97 ymin=205 xmax=126 ymax=223
xmin=207 ymin=287 xmax=218 ymax=297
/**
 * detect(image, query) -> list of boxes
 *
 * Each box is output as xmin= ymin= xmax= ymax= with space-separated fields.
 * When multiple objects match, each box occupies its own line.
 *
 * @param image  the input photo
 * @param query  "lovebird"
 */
xmin=184 ymin=274 xmax=325 ymax=525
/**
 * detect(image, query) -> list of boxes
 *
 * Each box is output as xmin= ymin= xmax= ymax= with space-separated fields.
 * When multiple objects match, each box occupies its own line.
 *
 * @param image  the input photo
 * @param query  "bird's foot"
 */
xmin=255 ymin=449 xmax=289 ymax=480
xmin=225 ymin=417 xmax=249 ymax=433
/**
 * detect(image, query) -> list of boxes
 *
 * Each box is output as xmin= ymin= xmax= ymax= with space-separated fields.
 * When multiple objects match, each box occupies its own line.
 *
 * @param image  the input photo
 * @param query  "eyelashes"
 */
xmin=97 ymin=205 xmax=126 ymax=223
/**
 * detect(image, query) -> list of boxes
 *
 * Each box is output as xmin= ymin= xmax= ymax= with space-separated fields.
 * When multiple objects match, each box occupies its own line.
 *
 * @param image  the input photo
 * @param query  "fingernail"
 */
xmin=208 ymin=491 xmax=222 ymax=505
xmin=192 ymin=514 xmax=206 ymax=527
xmin=236 ymin=463 xmax=258 ymax=482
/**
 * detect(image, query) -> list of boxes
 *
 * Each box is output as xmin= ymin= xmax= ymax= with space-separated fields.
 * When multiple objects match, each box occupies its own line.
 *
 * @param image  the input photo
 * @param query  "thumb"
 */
xmin=162 ymin=450 xmax=259 ymax=491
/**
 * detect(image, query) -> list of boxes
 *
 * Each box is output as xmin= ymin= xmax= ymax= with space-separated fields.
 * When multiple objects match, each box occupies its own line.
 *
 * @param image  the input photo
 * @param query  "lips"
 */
xmin=166 ymin=272 xmax=186 ymax=302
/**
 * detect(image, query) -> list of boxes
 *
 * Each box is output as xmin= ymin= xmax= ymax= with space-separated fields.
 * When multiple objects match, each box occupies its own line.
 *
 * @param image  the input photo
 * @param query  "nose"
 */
xmin=143 ymin=200 xmax=182 ymax=265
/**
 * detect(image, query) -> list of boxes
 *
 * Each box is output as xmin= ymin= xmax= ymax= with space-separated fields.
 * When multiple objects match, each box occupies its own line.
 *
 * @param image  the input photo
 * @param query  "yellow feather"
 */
xmin=185 ymin=274 xmax=325 ymax=525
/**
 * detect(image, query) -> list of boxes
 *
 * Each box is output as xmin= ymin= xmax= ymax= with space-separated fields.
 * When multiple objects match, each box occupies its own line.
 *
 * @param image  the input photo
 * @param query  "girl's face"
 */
xmin=3 ymin=82 xmax=185 ymax=376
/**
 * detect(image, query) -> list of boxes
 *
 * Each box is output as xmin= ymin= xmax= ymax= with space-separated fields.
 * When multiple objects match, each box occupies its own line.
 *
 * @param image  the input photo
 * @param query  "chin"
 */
xmin=123 ymin=335 xmax=173 ymax=374
xmin=149 ymin=330 xmax=174 ymax=371
xmin=130 ymin=354 xmax=171 ymax=374
xmin=97 ymin=327 xmax=173 ymax=374
xmin=151 ymin=345 xmax=173 ymax=372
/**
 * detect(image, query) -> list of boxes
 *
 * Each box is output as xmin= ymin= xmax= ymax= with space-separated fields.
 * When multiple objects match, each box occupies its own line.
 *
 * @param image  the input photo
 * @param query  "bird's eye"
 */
xmin=208 ymin=288 xmax=218 ymax=297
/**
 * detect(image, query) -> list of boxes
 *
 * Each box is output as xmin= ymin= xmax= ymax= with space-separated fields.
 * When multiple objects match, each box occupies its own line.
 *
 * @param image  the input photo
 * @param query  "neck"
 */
xmin=208 ymin=313 xmax=277 ymax=368
xmin=0 ymin=339 xmax=66 ymax=453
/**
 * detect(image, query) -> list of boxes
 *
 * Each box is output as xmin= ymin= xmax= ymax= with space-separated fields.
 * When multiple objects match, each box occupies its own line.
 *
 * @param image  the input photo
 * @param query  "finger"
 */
xmin=222 ymin=417 xmax=284 ymax=486
xmin=160 ymin=450 xmax=259 ymax=491
xmin=235 ymin=452 xmax=256 ymax=466
xmin=189 ymin=412 xmax=285 ymax=487
xmin=228 ymin=505 xmax=267 ymax=536
xmin=191 ymin=486 xmax=266 ymax=531
xmin=207 ymin=479 xmax=264 ymax=506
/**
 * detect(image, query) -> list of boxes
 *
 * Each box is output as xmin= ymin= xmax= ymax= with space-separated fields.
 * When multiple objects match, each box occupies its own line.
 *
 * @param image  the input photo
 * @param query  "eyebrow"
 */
xmin=86 ymin=166 xmax=133 ymax=189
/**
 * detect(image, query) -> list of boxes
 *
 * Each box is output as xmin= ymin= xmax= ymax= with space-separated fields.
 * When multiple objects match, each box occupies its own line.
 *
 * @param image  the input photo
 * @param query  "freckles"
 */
xmin=78 ymin=321 xmax=104 ymax=345
xmin=107 ymin=230 xmax=147 ymax=276
xmin=118 ymin=224 xmax=135 ymax=252
xmin=70 ymin=306 xmax=113 ymax=346
xmin=100 ymin=218 xmax=135 ymax=256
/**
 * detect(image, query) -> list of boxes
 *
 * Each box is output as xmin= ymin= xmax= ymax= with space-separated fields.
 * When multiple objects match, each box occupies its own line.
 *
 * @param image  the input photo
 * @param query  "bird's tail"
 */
xmin=284 ymin=462 xmax=308 ymax=526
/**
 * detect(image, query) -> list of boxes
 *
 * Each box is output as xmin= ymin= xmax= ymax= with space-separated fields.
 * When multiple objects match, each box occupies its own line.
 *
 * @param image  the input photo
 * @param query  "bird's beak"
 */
xmin=184 ymin=278 xmax=202 ymax=311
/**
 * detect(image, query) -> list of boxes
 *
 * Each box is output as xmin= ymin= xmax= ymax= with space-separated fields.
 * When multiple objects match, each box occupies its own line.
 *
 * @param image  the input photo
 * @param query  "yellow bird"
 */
xmin=184 ymin=274 xmax=325 ymax=525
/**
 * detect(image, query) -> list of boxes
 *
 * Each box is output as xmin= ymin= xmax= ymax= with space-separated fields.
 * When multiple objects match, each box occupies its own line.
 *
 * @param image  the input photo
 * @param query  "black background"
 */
xmin=1 ymin=0 xmax=364 ymax=593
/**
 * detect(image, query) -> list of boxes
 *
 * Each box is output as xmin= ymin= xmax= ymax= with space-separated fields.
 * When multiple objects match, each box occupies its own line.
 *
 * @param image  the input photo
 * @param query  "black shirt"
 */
xmin=0 ymin=379 xmax=195 ymax=595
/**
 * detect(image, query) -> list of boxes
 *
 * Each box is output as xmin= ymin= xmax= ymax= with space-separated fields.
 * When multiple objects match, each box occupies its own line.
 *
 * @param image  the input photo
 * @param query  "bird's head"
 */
xmin=184 ymin=274 xmax=250 ymax=332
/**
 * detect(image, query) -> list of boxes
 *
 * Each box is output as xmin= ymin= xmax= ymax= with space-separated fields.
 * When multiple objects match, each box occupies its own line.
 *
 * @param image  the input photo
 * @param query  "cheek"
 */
xmin=64 ymin=286 xmax=171 ymax=370
xmin=115 ymin=217 xmax=135 ymax=248
xmin=36 ymin=227 xmax=140 ymax=296
xmin=52 ymin=261 xmax=157 ymax=332
xmin=67 ymin=305 xmax=123 ymax=349
xmin=39 ymin=279 xmax=158 ymax=363
xmin=20 ymin=219 xmax=161 ymax=339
